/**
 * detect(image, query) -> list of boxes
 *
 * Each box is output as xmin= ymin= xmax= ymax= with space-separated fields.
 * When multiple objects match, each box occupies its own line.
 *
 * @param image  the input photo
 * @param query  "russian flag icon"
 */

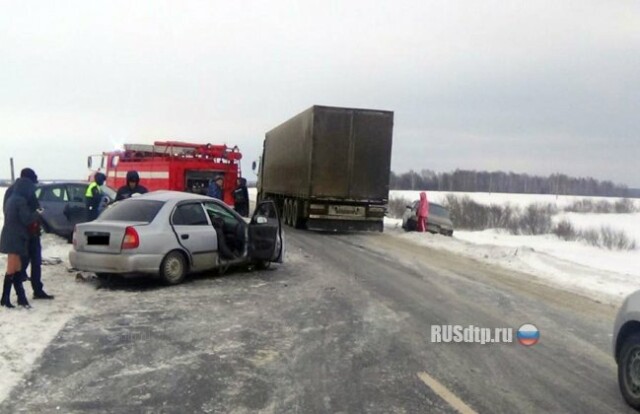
xmin=517 ymin=324 xmax=540 ymax=346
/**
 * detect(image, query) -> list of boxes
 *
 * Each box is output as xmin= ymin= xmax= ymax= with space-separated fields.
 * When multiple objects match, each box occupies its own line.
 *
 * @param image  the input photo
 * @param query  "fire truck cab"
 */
xmin=88 ymin=141 xmax=242 ymax=206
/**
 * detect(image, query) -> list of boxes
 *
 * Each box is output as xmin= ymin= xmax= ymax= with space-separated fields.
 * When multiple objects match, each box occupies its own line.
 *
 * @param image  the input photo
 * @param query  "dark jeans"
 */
xmin=21 ymin=236 xmax=43 ymax=294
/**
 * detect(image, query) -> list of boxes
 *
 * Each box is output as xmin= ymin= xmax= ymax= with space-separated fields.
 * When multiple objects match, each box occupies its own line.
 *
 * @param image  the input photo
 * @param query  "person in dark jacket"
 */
xmin=233 ymin=177 xmax=249 ymax=217
xmin=1 ymin=177 xmax=40 ymax=308
xmin=3 ymin=168 xmax=54 ymax=300
xmin=115 ymin=170 xmax=148 ymax=201
xmin=207 ymin=175 xmax=224 ymax=200
xmin=85 ymin=172 xmax=106 ymax=221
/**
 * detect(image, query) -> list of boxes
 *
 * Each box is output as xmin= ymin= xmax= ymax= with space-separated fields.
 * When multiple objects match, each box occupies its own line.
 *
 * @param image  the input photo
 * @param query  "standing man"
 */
xmin=86 ymin=172 xmax=106 ymax=221
xmin=233 ymin=177 xmax=249 ymax=217
xmin=115 ymin=170 xmax=148 ymax=201
xmin=2 ymin=168 xmax=54 ymax=300
xmin=207 ymin=175 xmax=224 ymax=200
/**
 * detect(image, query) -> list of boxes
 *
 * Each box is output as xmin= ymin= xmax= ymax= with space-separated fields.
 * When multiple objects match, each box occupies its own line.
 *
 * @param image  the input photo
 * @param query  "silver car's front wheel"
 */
xmin=160 ymin=251 xmax=187 ymax=285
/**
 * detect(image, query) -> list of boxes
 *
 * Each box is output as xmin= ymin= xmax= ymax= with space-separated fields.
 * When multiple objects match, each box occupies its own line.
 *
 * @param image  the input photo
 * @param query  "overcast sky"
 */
xmin=1 ymin=1 xmax=639 ymax=187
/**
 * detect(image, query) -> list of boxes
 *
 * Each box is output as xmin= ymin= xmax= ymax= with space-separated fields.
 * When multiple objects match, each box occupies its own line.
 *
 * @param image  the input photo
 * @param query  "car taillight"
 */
xmin=121 ymin=227 xmax=140 ymax=249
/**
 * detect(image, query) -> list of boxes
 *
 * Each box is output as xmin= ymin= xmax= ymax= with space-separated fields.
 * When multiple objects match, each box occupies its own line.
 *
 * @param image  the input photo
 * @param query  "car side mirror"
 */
xmin=255 ymin=216 xmax=268 ymax=224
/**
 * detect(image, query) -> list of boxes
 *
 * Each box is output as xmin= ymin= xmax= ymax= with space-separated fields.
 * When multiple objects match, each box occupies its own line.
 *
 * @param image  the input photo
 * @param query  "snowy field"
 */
xmin=0 ymin=188 xmax=95 ymax=403
xmin=387 ymin=190 xmax=640 ymax=306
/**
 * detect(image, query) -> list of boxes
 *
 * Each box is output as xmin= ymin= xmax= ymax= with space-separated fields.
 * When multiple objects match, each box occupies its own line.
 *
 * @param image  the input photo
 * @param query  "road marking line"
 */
xmin=417 ymin=371 xmax=478 ymax=414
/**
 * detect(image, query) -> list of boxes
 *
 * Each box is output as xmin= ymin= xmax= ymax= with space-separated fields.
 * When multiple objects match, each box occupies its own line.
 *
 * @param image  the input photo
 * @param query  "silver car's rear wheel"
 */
xmin=160 ymin=251 xmax=187 ymax=285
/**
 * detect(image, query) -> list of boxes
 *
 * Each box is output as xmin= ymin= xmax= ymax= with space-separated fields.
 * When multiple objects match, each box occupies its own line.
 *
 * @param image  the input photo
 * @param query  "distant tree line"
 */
xmin=390 ymin=169 xmax=636 ymax=198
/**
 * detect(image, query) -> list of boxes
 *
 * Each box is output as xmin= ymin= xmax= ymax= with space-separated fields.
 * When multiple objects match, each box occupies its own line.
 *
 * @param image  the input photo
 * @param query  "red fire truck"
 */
xmin=88 ymin=141 xmax=242 ymax=206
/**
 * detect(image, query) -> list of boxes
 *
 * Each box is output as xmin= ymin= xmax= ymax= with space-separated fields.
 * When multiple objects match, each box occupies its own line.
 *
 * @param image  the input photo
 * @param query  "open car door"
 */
xmin=248 ymin=200 xmax=284 ymax=263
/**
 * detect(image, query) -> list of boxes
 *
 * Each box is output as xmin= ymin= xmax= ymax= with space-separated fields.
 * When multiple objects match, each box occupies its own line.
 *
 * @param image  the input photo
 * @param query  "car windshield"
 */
xmin=97 ymin=200 xmax=164 ymax=222
xmin=429 ymin=204 xmax=449 ymax=218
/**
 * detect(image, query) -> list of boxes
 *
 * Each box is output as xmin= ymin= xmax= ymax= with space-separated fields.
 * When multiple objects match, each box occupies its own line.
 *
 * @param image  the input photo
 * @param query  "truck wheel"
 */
xmin=286 ymin=199 xmax=296 ymax=227
xmin=288 ymin=199 xmax=295 ymax=227
xmin=254 ymin=260 xmax=271 ymax=270
xmin=283 ymin=199 xmax=291 ymax=226
xmin=160 ymin=251 xmax=187 ymax=285
xmin=291 ymin=199 xmax=300 ymax=228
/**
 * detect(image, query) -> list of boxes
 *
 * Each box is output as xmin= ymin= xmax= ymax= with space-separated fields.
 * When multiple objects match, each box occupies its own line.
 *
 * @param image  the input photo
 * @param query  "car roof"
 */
xmin=37 ymin=180 xmax=89 ymax=186
xmin=37 ymin=181 xmax=116 ymax=192
xmin=127 ymin=190 xmax=212 ymax=203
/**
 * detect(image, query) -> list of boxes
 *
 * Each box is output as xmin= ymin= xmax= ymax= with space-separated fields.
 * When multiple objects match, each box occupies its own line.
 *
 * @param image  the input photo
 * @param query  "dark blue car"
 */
xmin=36 ymin=181 xmax=116 ymax=240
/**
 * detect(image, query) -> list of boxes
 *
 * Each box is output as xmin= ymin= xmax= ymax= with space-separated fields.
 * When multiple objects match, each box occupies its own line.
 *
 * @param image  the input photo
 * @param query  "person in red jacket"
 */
xmin=417 ymin=191 xmax=429 ymax=232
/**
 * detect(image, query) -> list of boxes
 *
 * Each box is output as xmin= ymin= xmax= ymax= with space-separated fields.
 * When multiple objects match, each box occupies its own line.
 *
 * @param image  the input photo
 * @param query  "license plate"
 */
xmin=328 ymin=206 xmax=364 ymax=217
xmin=86 ymin=232 xmax=110 ymax=245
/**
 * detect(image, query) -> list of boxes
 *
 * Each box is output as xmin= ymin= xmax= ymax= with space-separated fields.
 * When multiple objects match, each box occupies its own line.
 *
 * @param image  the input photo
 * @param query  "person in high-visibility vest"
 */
xmin=85 ymin=172 xmax=106 ymax=221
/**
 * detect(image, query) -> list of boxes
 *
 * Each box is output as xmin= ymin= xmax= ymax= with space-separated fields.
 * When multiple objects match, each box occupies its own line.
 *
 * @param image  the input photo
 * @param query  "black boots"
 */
xmin=1 ymin=273 xmax=14 ymax=308
xmin=1 ymin=272 xmax=32 ymax=309
xmin=33 ymin=291 xmax=54 ymax=300
xmin=2 ymin=272 xmax=35 ymax=309
xmin=13 ymin=272 xmax=31 ymax=309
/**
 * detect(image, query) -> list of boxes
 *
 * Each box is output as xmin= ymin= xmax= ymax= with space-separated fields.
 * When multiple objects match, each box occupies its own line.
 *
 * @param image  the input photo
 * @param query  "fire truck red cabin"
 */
xmin=89 ymin=141 xmax=242 ymax=206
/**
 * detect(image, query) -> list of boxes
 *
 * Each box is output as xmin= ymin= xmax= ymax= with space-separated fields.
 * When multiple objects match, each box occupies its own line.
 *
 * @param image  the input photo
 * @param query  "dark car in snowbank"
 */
xmin=401 ymin=201 xmax=454 ymax=236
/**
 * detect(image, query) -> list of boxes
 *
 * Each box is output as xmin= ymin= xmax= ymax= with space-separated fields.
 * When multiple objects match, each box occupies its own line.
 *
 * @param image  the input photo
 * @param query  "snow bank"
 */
xmin=390 ymin=190 xmax=640 ymax=210
xmin=0 ymin=187 xmax=95 ymax=403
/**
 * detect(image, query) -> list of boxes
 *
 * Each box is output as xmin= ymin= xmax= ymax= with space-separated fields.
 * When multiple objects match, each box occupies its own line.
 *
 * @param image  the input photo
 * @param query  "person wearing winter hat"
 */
xmin=1 ymin=176 xmax=41 ymax=308
xmin=207 ymin=175 xmax=224 ymax=200
xmin=2 ymin=168 xmax=53 ymax=301
xmin=115 ymin=170 xmax=148 ymax=201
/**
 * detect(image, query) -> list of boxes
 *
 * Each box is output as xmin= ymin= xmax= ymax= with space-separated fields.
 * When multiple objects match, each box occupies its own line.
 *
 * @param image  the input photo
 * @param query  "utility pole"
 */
xmin=10 ymin=157 xmax=15 ymax=183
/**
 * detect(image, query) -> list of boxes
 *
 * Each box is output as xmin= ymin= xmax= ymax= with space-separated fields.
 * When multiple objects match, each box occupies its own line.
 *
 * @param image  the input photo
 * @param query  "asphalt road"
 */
xmin=0 ymin=229 xmax=633 ymax=413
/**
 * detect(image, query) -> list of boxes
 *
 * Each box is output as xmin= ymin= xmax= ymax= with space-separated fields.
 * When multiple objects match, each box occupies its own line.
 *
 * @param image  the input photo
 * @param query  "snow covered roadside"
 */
xmin=0 ymin=188 xmax=97 ymax=403
xmin=249 ymin=186 xmax=640 ymax=304
xmin=387 ymin=191 xmax=640 ymax=305
xmin=390 ymin=190 xmax=640 ymax=210
xmin=385 ymin=217 xmax=640 ymax=306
